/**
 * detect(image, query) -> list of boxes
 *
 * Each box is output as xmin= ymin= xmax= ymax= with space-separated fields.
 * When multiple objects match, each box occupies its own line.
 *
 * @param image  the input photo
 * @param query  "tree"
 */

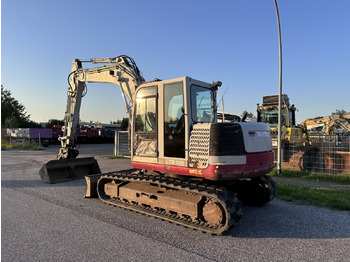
xmin=242 ymin=110 xmax=255 ymax=118
xmin=3 ymin=116 xmax=21 ymax=128
xmin=111 ymin=118 xmax=129 ymax=129
xmin=1 ymin=86 xmax=41 ymax=128
xmin=120 ymin=118 xmax=129 ymax=130
xmin=2 ymin=86 xmax=29 ymax=127
xmin=24 ymin=120 xmax=43 ymax=128
xmin=46 ymin=119 xmax=64 ymax=128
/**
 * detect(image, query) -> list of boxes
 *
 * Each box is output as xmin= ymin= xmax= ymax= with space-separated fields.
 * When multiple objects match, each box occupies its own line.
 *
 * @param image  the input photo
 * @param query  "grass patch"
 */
xmin=276 ymin=183 xmax=350 ymax=211
xmin=1 ymin=138 xmax=44 ymax=150
xmin=269 ymin=168 xmax=350 ymax=185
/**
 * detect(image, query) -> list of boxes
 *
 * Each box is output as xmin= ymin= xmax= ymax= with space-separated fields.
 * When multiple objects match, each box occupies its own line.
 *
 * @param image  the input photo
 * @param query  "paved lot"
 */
xmin=2 ymin=144 xmax=350 ymax=261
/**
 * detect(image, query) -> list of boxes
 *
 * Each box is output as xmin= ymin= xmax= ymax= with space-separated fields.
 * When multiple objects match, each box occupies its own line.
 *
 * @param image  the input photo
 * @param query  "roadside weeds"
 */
xmin=269 ymin=169 xmax=350 ymax=211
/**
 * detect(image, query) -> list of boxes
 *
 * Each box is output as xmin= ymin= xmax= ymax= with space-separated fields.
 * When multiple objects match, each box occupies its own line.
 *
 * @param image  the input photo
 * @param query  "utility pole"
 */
xmin=274 ymin=0 xmax=283 ymax=175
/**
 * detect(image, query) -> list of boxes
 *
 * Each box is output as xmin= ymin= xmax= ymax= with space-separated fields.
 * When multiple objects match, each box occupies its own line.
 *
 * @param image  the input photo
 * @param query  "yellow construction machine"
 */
xmin=301 ymin=113 xmax=350 ymax=136
xmin=257 ymin=94 xmax=326 ymax=172
xmin=257 ymin=94 xmax=350 ymax=174
xmin=257 ymin=94 xmax=304 ymax=146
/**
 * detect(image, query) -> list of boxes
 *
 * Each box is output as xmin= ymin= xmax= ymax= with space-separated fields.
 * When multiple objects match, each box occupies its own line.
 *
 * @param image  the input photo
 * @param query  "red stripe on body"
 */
xmin=132 ymin=151 xmax=274 ymax=181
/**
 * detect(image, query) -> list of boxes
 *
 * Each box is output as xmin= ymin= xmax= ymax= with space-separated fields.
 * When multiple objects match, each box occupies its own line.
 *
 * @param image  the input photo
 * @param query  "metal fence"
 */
xmin=278 ymin=134 xmax=350 ymax=175
xmin=116 ymin=131 xmax=130 ymax=156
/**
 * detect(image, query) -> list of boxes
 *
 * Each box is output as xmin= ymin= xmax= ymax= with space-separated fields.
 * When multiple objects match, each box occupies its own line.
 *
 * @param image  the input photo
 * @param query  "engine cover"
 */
xmin=187 ymin=122 xmax=274 ymax=180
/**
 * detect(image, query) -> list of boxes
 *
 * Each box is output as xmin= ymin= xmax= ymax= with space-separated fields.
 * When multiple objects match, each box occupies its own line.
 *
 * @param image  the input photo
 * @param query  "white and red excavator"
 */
xmin=39 ymin=55 xmax=275 ymax=235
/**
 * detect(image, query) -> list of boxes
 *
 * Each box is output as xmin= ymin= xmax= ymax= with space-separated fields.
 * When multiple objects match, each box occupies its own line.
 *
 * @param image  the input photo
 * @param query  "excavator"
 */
xmin=257 ymin=94 xmax=350 ymax=173
xmin=301 ymin=114 xmax=350 ymax=135
xmin=39 ymin=55 xmax=276 ymax=235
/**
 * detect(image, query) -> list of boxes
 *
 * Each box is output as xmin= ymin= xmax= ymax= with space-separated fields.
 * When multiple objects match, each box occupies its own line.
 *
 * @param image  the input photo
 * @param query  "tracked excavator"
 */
xmin=39 ymin=55 xmax=276 ymax=235
xmin=301 ymin=114 xmax=350 ymax=135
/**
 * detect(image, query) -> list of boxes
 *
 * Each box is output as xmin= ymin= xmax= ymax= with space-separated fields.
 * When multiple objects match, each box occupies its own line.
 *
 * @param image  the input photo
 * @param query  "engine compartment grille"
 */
xmin=189 ymin=124 xmax=211 ymax=168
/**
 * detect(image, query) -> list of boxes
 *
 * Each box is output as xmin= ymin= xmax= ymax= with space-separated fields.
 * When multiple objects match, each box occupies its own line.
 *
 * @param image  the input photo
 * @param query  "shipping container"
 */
xmin=5 ymin=125 xmax=119 ymax=145
xmin=6 ymin=128 xmax=52 ymax=139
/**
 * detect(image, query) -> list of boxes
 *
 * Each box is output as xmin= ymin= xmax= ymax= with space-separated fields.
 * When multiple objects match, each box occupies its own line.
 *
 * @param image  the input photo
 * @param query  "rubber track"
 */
xmin=97 ymin=170 xmax=242 ymax=235
xmin=261 ymin=175 xmax=276 ymax=204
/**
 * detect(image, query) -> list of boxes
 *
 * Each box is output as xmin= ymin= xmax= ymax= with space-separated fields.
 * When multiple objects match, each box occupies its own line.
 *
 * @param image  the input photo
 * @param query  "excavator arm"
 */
xmin=58 ymin=55 xmax=145 ymax=159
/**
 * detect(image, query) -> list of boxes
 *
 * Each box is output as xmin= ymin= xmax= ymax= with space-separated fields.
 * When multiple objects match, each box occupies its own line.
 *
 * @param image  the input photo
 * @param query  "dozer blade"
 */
xmin=84 ymin=173 xmax=102 ymax=198
xmin=39 ymin=157 xmax=101 ymax=184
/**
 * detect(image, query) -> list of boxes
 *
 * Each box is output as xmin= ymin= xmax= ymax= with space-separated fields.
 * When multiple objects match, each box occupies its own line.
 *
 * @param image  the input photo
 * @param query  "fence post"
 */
xmin=114 ymin=131 xmax=118 ymax=156
xmin=117 ymin=131 xmax=120 ymax=156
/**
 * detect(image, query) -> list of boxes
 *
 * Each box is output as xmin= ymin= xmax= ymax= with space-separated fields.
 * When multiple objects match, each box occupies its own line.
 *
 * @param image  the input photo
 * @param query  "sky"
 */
xmin=2 ymin=0 xmax=349 ymax=124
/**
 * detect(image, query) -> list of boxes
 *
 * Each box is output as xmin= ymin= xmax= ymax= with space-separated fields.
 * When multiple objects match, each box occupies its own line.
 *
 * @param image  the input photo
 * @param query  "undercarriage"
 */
xmin=86 ymin=169 xmax=276 ymax=235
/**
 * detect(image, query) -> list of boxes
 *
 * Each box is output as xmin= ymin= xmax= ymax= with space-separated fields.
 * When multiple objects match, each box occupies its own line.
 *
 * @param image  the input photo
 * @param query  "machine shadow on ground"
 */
xmin=227 ymin=201 xmax=350 ymax=239
xmin=1 ymin=178 xmax=86 ymax=188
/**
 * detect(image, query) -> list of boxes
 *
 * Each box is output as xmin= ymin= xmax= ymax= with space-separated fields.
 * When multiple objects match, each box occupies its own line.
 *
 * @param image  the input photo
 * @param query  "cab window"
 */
xmin=191 ymin=85 xmax=214 ymax=123
xmin=134 ymin=86 xmax=157 ymax=133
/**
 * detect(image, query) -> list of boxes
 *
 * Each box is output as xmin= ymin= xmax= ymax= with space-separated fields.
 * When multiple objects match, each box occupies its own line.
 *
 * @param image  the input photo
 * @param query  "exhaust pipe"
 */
xmin=39 ymin=157 xmax=101 ymax=184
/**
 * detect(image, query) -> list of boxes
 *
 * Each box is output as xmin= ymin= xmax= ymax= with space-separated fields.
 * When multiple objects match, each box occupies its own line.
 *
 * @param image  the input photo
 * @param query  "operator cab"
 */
xmin=257 ymin=94 xmax=296 ymax=128
xmin=132 ymin=76 xmax=273 ymax=180
xmin=132 ymin=76 xmax=216 ymax=165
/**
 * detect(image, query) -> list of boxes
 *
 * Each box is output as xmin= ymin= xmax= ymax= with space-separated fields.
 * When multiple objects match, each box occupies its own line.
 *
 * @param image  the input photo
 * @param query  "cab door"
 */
xmin=163 ymin=81 xmax=186 ymax=158
xmin=133 ymin=86 xmax=158 ymax=158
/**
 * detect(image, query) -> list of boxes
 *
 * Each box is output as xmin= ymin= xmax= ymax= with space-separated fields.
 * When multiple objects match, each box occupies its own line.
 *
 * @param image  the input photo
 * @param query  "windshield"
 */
xmin=260 ymin=109 xmax=285 ymax=127
xmin=190 ymin=85 xmax=215 ymax=123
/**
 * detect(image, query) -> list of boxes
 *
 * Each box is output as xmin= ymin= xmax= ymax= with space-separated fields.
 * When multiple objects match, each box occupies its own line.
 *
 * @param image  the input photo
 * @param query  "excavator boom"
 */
xmin=40 ymin=55 xmax=145 ymax=183
xmin=58 ymin=55 xmax=144 ymax=159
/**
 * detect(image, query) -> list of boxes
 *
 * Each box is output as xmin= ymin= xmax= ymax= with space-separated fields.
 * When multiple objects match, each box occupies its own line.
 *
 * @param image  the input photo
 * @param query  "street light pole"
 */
xmin=274 ymin=0 xmax=283 ymax=175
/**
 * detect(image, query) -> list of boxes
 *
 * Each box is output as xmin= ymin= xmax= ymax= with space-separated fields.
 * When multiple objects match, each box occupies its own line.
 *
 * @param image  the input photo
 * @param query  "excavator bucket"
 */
xmin=39 ymin=157 xmax=101 ymax=184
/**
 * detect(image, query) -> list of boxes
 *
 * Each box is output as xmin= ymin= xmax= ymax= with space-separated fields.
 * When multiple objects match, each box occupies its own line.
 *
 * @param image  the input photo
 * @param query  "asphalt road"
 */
xmin=2 ymin=144 xmax=350 ymax=261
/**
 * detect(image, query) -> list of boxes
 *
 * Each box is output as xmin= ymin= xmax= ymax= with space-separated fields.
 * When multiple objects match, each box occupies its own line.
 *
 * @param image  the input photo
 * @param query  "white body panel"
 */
xmin=208 ymin=155 xmax=247 ymax=165
xmin=238 ymin=122 xmax=272 ymax=153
